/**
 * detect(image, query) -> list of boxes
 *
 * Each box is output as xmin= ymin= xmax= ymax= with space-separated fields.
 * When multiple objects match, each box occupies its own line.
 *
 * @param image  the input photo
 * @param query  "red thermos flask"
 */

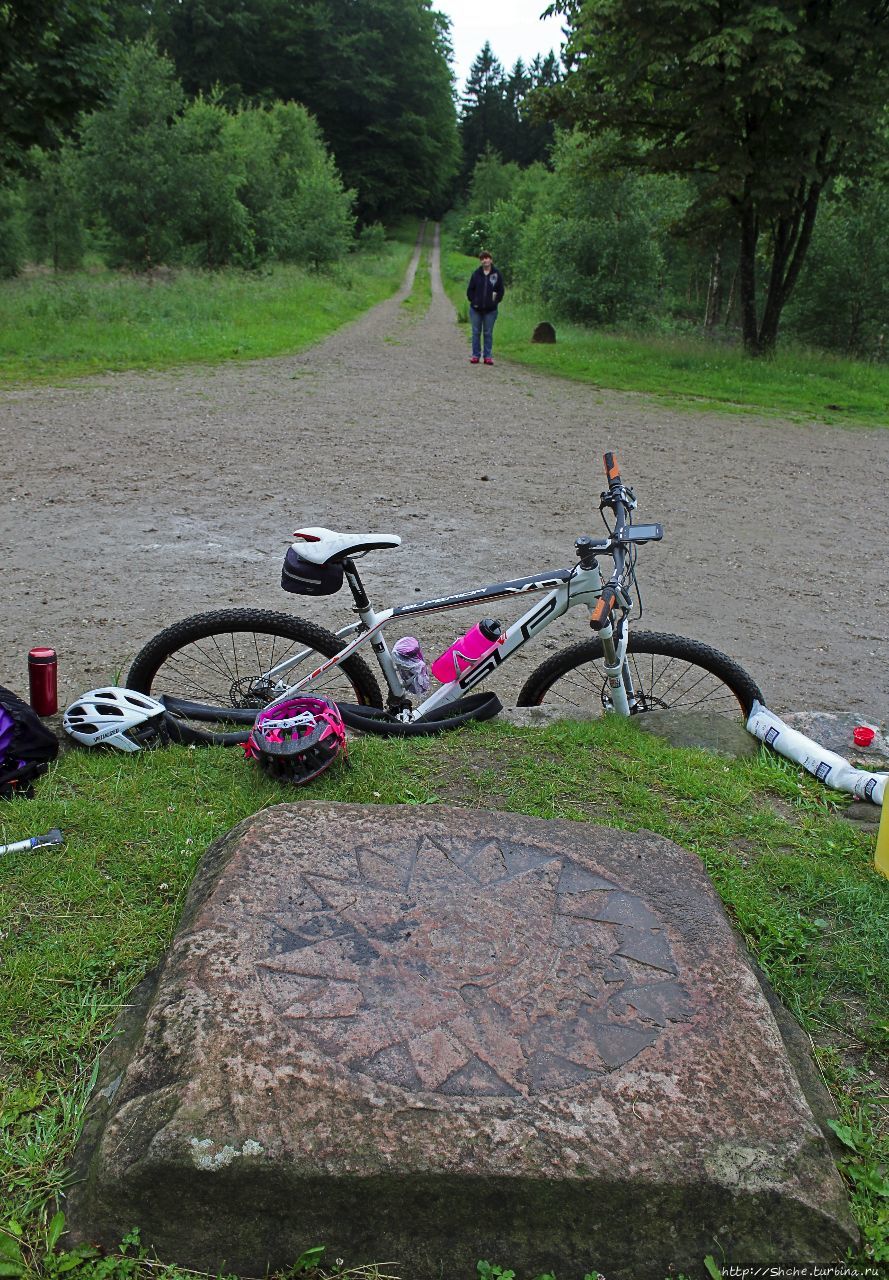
xmin=28 ymin=647 xmax=58 ymax=716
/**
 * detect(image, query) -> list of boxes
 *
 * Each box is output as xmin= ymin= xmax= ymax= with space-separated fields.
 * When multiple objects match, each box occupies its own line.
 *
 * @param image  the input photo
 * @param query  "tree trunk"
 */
xmin=738 ymin=206 xmax=760 ymax=355
xmin=847 ymin=300 xmax=863 ymax=357
xmin=736 ymin=167 xmax=824 ymax=358
xmin=724 ymin=270 xmax=737 ymax=331
xmin=704 ymin=246 xmax=722 ymax=333
xmin=757 ymin=180 xmax=822 ymax=355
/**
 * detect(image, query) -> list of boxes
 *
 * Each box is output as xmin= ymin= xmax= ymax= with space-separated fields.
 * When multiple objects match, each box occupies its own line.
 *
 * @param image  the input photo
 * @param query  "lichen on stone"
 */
xmin=188 ymin=1136 xmax=264 ymax=1171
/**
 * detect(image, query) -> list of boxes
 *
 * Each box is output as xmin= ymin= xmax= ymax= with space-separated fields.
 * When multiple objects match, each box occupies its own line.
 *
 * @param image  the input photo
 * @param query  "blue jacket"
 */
xmin=467 ymin=264 xmax=505 ymax=313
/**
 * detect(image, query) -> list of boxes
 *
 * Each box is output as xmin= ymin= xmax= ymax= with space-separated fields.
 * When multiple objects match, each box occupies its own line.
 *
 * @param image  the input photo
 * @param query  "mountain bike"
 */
xmin=127 ymin=451 xmax=763 ymax=744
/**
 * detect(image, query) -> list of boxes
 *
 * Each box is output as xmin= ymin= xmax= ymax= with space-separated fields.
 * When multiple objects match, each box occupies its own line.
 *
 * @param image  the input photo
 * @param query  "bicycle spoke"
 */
xmin=149 ymin=631 xmax=357 ymax=733
xmin=127 ymin=609 xmax=384 ymax=745
xmin=538 ymin=663 xmax=607 ymax=712
xmin=642 ymin=657 xmax=738 ymax=709
xmin=521 ymin=632 xmax=757 ymax=721
xmin=164 ymin=639 xmax=242 ymax=686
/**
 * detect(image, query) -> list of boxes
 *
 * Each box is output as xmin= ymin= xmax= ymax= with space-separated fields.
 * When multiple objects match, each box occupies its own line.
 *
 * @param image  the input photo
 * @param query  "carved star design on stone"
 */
xmin=256 ymin=834 xmax=690 ymax=1097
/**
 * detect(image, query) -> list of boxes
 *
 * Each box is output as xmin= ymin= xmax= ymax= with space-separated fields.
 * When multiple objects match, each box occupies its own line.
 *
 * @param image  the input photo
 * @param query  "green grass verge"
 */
xmin=0 ymin=222 xmax=420 ymax=389
xmin=441 ymin=245 xmax=889 ymax=429
xmin=398 ymin=220 xmax=432 ymax=317
xmin=1 ymin=722 xmax=887 ymax=1276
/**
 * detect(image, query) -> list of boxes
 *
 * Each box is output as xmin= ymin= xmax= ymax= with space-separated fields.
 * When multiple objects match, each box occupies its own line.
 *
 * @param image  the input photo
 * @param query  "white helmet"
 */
xmin=63 ymin=687 xmax=169 ymax=752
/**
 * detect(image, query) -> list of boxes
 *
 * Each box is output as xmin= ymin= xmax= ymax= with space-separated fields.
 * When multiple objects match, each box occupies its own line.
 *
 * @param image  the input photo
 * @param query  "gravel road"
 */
xmin=2 ymin=225 xmax=887 ymax=724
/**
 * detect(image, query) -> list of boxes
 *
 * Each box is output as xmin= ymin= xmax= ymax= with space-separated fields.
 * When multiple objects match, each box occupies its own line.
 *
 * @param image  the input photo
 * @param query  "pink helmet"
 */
xmin=244 ymin=695 xmax=347 ymax=785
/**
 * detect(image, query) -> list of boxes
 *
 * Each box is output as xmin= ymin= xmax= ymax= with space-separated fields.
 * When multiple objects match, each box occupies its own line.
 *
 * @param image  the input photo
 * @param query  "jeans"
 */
xmin=470 ymin=306 xmax=498 ymax=359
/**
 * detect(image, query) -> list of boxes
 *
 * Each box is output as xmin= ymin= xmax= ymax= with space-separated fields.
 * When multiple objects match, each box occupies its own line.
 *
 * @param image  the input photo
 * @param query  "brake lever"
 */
xmin=599 ymin=484 xmax=637 ymax=512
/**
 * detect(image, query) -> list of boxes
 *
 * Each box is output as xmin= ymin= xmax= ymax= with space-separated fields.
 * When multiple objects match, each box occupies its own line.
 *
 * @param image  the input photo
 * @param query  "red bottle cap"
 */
xmin=853 ymin=726 xmax=876 ymax=747
xmin=29 ymin=647 xmax=57 ymax=663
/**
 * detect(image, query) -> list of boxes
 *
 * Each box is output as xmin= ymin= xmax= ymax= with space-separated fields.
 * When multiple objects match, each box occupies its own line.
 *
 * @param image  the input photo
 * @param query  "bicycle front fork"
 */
xmin=599 ymin=623 xmax=634 ymax=715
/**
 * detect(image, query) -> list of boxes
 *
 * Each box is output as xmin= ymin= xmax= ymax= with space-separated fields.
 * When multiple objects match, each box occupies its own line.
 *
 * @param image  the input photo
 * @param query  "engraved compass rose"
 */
xmin=256 ymin=832 xmax=690 ymax=1097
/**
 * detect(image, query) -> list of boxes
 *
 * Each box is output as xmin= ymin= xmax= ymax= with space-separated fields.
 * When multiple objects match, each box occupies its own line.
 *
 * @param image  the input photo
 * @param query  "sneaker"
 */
xmin=484 ymin=358 xmax=494 ymax=365
xmin=469 ymin=356 xmax=480 ymax=364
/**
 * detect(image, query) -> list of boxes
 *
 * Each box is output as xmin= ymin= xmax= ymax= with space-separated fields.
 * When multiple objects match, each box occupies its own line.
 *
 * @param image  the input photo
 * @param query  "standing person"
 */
xmin=466 ymin=251 xmax=505 ymax=365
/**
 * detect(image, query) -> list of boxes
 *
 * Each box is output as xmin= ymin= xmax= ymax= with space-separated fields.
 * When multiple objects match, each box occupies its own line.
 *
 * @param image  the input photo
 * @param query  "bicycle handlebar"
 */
xmin=603 ymin=451 xmax=622 ymax=490
xmin=589 ymin=450 xmax=652 ymax=631
xmin=590 ymin=586 xmax=618 ymax=631
xmin=602 ymin=450 xmax=632 ymax=532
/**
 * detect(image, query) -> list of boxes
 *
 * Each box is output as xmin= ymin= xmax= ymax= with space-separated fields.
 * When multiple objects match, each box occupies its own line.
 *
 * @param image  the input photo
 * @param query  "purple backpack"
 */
xmin=0 ymin=684 xmax=59 ymax=799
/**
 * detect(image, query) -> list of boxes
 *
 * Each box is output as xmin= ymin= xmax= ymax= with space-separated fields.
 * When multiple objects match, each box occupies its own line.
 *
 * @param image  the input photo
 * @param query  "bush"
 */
xmin=459 ymin=165 xmax=552 ymax=281
xmin=485 ymin=201 xmax=524 ymax=280
xmin=785 ymin=182 xmax=889 ymax=359
xmin=356 ymin=221 xmax=387 ymax=253
xmin=509 ymin=133 xmax=670 ymax=326
xmin=456 ymin=213 xmax=491 ymax=257
xmin=227 ymin=101 xmax=354 ymax=268
xmin=174 ymin=97 xmax=254 ymax=268
xmin=23 ymin=144 xmax=87 ymax=270
xmin=519 ymin=194 xmax=664 ymax=326
xmin=0 ymin=182 xmax=26 ymax=277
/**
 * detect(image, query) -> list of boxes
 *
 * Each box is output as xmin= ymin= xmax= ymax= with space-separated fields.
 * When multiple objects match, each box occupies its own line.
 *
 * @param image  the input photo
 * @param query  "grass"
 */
xmin=1 ymin=720 xmax=887 ymax=1277
xmin=0 ymin=219 xmax=887 ymax=1273
xmin=7 ymin=221 xmax=886 ymax=431
xmin=398 ymin=222 xmax=432 ymax=316
xmin=0 ymin=221 xmax=420 ymax=389
xmin=441 ymin=246 xmax=889 ymax=430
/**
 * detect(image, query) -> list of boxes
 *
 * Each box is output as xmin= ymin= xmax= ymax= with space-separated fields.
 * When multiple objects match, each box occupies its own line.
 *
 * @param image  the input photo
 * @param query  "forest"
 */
xmin=2 ymin=0 xmax=889 ymax=357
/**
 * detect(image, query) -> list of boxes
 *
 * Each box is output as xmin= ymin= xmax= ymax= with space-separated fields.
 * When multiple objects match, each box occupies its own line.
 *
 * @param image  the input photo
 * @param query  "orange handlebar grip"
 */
xmin=590 ymin=589 xmax=615 ymax=631
xmin=604 ymin=451 xmax=621 ymax=485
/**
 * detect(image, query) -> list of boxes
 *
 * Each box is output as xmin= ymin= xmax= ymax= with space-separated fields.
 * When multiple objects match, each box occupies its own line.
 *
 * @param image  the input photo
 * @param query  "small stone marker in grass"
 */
xmin=66 ymin=804 xmax=857 ymax=1278
xmin=531 ymin=321 xmax=556 ymax=343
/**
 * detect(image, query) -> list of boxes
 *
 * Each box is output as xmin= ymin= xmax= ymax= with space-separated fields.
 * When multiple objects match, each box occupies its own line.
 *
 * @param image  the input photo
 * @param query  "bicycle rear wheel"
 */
xmin=517 ymin=631 xmax=762 ymax=721
xmin=127 ymin=608 xmax=383 ymax=745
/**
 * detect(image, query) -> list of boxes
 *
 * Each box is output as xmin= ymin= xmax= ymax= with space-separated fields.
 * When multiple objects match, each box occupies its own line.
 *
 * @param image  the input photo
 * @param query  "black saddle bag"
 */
xmin=281 ymin=546 xmax=344 ymax=596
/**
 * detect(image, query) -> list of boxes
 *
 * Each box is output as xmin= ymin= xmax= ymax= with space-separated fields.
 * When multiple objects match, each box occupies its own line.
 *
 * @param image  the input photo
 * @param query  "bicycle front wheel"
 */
xmin=517 ymin=631 xmax=762 ymax=721
xmin=127 ymin=608 xmax=383 ymax=745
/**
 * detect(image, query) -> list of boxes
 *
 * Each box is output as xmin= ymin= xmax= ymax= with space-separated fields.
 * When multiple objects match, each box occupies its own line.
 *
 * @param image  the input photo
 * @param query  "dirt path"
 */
xmin=2 ymin=224 xmax=887 ymax=724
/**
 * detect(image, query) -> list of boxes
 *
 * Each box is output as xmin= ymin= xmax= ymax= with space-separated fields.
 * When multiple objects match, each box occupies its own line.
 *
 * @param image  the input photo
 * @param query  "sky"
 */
xmin=435 ymin=0 xmax=567 ymax=92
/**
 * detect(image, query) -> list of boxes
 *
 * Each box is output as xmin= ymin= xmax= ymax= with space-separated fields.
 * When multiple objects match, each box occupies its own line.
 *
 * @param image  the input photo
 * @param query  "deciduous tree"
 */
xmin=545 ymin=0 xmax=889 ymax=354
xmin=123 ymin=0 xmax=459 ymax=222
xmin=0 ymin=0 xmax=115 ymax=169
xmin=24 ymin=141 xmax=86 ymax=269
xmin=785 ymin=180 xmax=889 ymax=357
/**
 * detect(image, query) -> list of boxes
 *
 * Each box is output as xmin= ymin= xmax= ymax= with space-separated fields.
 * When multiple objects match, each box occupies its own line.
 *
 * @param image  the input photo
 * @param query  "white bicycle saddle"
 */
xmin=292 ymin=526 xmax=402 ymax=564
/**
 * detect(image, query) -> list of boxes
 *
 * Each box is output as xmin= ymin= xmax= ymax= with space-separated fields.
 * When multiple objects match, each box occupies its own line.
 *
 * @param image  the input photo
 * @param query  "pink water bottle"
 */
xmin=430 ymin=618 xmax=503 ymax=683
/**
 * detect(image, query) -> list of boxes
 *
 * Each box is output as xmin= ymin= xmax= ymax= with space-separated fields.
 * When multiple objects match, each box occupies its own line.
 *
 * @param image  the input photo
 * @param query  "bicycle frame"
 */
xmin=262 ymin=553 xmax=636 ymax=719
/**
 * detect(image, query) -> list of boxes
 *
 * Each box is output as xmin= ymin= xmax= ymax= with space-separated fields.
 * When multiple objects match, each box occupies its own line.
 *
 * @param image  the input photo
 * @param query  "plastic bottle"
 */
xmin=430 ymin=618 xmax=503 ymax=683
xmin=28 ymin=647 xmax=58 ymax=716
xmin=391 ymin=636 xmax=430 ymax=695
xmin=746 ymin=701 xmax=887 ymax=806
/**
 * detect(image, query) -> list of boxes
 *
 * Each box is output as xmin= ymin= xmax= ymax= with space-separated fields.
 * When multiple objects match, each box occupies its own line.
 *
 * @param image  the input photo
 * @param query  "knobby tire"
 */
xmin=127 ymin=608 xmax=383 ymax=746
xmin=517 ymin=631 xmax=762 ymax=720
